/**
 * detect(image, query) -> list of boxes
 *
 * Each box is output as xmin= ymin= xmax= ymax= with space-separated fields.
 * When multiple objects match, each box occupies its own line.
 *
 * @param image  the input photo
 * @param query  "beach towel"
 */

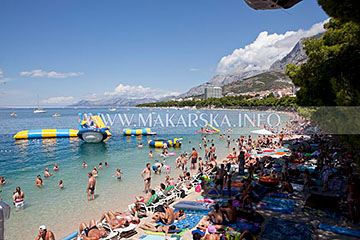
xmin=208 ymin=188 xmax=240 ymax=196
xmin=261 ymin=197 xmax=296 ymax=207
xmin=139 ymin=235 xmax=178 ymax=240
xmin=269 ymin=192 xmax=290 ymax=199
xmin=261 ymin=217 xmax=313 ymax=240
xmin=173 ymin=201 xmax=212 ymax=211
xmin=318 ymin=224 xmax=360 ymax=238
xmin=176 ymin=209 xmax=210 ymax=215
xmin=144 ymin=229 xmax=185 ymax=238
xmin=257 ymin=202 xmax=294 ymax=214
xmin=157 ymin=214 xmax=203 ymax=230
xmin=226 ymin=221 xmax=260 ymax=234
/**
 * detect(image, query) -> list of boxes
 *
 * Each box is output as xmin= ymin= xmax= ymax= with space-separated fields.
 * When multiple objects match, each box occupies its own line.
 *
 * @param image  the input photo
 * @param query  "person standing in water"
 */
xmin=35 ymin=175 xmax=44 ymax=187
xmin=53 ymin=163 xmax=59 ymax=171
xmin=12 ymin=186 xmax=24 ymax=202
xmin=44 ymin=168 xmax=53 ymax=178
xmin=86 ymin=172 xmax=96 ymax=201
xmin=115 ymin=168 xmax=123 ymax=181
xmin=141 ymin=163 xmax=151 ymax=193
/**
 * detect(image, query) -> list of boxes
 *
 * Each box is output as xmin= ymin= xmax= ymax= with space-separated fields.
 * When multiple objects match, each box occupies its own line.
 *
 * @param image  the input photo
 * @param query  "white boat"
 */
xmin=109 ymin=107 xmax=117 ymax=112
xmin=33 ymin=95 xmax=47 ymax=114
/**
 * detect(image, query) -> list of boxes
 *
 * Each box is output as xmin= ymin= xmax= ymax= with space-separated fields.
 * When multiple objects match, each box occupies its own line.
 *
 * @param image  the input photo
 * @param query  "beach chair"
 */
xmin=100 ymin=222 xmax=138 ymax=238
xmin=76 ymin=231 xmax=118 ymax=240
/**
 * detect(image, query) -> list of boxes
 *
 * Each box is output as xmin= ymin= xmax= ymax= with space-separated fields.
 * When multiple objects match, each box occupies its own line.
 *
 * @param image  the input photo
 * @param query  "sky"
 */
xmin=0 ymin=0 xmax=329 ymax=106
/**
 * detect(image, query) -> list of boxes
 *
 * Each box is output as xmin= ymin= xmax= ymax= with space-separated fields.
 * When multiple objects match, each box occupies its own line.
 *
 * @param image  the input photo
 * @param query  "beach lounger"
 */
xmin=101 ymin=222 xmax=138 ymax=236
xmin=76 ymin=231 xmax=118 ymax=240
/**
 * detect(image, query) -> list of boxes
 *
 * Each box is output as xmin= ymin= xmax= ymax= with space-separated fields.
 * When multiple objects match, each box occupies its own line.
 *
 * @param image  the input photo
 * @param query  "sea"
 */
xmin=0 ymin=107 xmax=290 ymax=239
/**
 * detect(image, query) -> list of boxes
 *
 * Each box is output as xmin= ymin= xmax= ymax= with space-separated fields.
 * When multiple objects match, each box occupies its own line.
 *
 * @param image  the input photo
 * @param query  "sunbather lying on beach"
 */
xmin=130 ymin=202 xmax=148 ymax=218
xmin=78 ymin=219 xmax=107 ymax=240
xmin=139 ymin=223 xmax=176 ymax=239
xmin=174 ymin=209 xmax=186 ymax=221
xmin=99 ymin=210 xmax=140 ymax=229
xmin=152 ymin=203 xmax=175 ymax=224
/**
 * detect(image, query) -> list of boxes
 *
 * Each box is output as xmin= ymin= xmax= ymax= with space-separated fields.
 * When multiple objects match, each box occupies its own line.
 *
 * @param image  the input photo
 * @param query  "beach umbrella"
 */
xmin=251 ymin=129 xmax=274 ymax=135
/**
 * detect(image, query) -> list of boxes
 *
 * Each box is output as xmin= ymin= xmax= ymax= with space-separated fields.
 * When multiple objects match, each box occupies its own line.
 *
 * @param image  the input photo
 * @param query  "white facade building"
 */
xmin=204 ymin=87 xmax=222 ymax=99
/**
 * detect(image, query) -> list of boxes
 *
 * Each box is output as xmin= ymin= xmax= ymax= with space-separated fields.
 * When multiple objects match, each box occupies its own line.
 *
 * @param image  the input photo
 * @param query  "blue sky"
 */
xmin=0 ymin=0 xmax=328 ymax=106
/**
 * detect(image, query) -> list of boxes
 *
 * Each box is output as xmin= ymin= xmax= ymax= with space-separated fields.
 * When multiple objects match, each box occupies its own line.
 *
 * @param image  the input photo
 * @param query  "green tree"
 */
xmin=286 ymin=18 xmax=360 ymax=106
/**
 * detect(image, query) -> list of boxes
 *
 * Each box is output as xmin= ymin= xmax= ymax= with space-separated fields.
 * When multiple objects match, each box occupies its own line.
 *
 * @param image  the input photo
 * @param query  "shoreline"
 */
xmin=57 ymin=147 xmax=231 ymax=239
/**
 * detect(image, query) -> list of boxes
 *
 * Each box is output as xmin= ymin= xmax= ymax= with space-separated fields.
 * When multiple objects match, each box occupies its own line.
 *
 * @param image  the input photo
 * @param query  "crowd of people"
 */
xmin=2 ymin=112 xmax=360 ymax=240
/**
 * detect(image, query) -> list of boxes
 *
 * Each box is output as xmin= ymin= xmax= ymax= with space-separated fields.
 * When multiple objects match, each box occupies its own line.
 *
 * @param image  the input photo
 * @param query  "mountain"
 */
xmin=270 ymin=33 xmax=323 ymax=72
xmin=181 ymin=70 xmax=264 ymax=97
xmin=222 ymin=71 xmax=293 ymax=94
xmin=181 ymin=33 xmax=322 ymax=98
xmin=71 ymin=97 xmax=161 ymax=107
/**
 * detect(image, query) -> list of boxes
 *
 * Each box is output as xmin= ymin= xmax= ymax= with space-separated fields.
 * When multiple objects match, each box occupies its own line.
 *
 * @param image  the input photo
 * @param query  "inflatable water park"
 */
xmin=148 ymin=138 xmax=182 ymax=148
xmin=123 ymin=128 xmax=156 ymax=136
xmin=13 ymin=113 xmax=112 ymax=143
xmin=196 ymin=124 xmax=220 ymax=134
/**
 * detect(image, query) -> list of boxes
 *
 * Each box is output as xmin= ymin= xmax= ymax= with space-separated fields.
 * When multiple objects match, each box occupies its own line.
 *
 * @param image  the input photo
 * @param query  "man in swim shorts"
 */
xmin=213 ymin=164 xmax=227 ymax=196
xmin=12 ymin=186 xmax=24 ymax=202
xmin=87 ymin=172 xmax=96 ymax=201
xmin=35 ymin=225 xmax=55 ymax=240
xmin=141 ymin=163 xmax=152 ymax=193
xmin=190 ymin=148 xmax=198 ymax=171
xmin=79 ymin=219 xmax=107 ymax=240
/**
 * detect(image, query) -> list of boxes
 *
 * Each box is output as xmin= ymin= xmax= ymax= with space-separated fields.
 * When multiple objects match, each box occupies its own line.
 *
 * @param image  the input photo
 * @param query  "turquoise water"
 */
xmin=0 ymin=108 xmax=289 ymax=239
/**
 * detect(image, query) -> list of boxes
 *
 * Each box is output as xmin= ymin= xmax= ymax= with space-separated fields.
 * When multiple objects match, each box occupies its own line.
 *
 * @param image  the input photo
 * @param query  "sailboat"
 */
xmin=33 ymin=95 xmax=47 ymax=114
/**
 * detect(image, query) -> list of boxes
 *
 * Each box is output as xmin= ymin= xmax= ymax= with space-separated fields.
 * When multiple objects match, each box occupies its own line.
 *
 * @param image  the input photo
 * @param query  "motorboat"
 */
xmin=52 ymin=113 xmax=61 ymax=117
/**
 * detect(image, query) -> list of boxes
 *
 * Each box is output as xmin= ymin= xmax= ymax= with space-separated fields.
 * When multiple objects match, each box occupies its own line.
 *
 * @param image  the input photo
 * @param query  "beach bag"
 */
xmin=195 ymin=183 xmax=202 ymax=193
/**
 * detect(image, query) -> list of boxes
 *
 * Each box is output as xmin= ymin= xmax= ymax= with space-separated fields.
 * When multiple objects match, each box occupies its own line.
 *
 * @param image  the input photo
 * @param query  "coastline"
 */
xmin=57 ymin=146 xmax=232 ymax=239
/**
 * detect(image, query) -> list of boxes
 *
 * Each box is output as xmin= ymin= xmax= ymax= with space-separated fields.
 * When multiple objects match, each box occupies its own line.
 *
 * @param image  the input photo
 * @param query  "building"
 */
xmin=204 ymin=87 xmax=222 ymax=99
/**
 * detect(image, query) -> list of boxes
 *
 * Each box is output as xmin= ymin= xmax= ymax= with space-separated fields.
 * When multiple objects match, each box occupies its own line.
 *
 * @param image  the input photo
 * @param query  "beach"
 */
xmin=2 ymin=108 xmax=285 ymax=239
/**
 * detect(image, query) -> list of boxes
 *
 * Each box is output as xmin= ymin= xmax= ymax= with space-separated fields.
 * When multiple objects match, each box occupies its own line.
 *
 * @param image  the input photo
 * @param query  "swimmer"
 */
xmin=99 ymin=162 xmax=102 ymax=169
xmin=44 ymin=168 xmax=53 ymax=178
xmin=138 ymin=142 xmax=143 ymax=148
xmin=0 ymin=176 xmax=7 ymax=185
xmin=149 ymin=151 xmax=154 ymax=158
xmin=35 ymin=175 xmax=44 ymax=187
xmin=58 ymin=180 xmax=64 ymax=189
xmin=92 ymin=167 xmax=98 ymax=178
xmin=104 ymin=162 xmax=108 ymax=167
xmin=82 ymin=161 xmax=88 ymax=168
xmin=53 ymin=163 xmax=59 ymax=171
xmin=114 ymin=168 xmax=123 ymax=181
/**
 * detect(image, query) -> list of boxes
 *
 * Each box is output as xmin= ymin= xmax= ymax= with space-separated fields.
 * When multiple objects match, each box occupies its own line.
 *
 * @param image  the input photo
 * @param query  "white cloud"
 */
xmin=189 ymin=68 xmax=200 ymax=72
xmin=41 ymin=96 xmax=75 ymax=104
xmin=217 ymin=19 xmax=329 ymax=74
xmin=20 ymin=69 xmax=84 ymax=78
xmin=104 ymin=84 xmax=180 ymax=99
